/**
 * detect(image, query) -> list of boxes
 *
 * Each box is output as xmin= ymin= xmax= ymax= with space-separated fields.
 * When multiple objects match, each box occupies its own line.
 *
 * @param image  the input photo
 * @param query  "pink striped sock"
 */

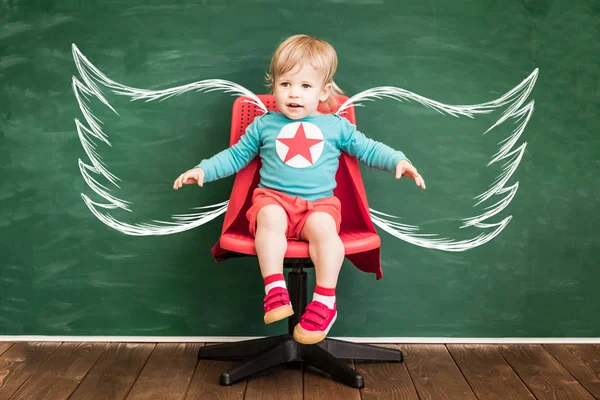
xmin=313 ymin=285 xmax=336 ymax=309
xmin=263 ymin=273 xmax=286 ymax=295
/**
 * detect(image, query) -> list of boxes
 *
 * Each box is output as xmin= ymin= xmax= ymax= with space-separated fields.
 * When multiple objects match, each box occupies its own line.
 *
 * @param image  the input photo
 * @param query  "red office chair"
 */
xmin=197 ymin=95 xmax=403 ymax=389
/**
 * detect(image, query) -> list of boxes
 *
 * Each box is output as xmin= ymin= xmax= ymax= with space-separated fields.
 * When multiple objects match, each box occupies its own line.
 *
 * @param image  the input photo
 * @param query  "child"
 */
xmin=173 ymin=34 xmax=426 ymax=344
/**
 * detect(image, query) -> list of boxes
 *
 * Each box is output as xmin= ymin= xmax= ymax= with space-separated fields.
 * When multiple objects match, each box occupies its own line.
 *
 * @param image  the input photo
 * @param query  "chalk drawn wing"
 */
xmin=72 ymin=44 xmax=268 ymax=236
xmin=336 ymin=69 xmax=538 ymax=251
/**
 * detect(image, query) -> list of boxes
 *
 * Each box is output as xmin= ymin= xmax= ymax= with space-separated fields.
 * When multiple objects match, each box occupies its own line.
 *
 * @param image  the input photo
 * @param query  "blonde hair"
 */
xmin=266 ymin=34 xmax=344 ymax=111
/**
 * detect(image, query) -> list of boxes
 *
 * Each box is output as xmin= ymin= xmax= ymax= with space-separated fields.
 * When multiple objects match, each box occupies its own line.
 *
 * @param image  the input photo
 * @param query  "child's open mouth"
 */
xmin=287 ymin=103 xmax=303 ymax=108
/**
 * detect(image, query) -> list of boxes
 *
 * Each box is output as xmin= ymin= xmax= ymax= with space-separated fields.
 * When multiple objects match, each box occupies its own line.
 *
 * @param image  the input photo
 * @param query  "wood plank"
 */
xmin=303 ymin=359 xmax=361 ymax=400
xmin=244 ymin=364 xmax=302 ymax=400
xmin=498 ymin=344 xmax=595 ymax=400
xmin=544 ymin=344 xmax=600 ymax=398
xmin=447 ymin=344 xmax=535 ymax=400
xmin=0 ymin=342 xmax=60 ymax=399
xmin=69 ymin=343 xmax=155 ymax=400
xmin=185 ymin=343 xmax=246 ymax=400
xmin=125 ymin=343 xmax=200 ymax=400
xmin=9 ymin=342 xmax=107 ymax=400
xmin=398 ymin=344 xmax=477 ymax=400
xmin=0 ymin=342 xmax=13 ymax=357
xmin=355 ymin=344 xmax=419 ymax=400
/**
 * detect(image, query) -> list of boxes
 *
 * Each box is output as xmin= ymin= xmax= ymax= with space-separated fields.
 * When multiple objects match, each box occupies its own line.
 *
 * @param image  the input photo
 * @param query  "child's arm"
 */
xmin=197 ymin=118 xmax=262 ymax=182
xmin=339 ymin=119 xmax=407 ymax=171
xmin=340 ymin=119 xmax=426 ymax=190
xmin=173 ymin=118 xmax=262 ymax=190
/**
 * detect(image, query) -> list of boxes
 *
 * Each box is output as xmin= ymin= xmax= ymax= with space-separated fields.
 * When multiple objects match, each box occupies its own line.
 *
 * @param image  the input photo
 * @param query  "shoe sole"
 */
xmin=292 ymin=313 xmax=337 ymax=344
xmin=264 ymin=304 xmax=294 ymax=324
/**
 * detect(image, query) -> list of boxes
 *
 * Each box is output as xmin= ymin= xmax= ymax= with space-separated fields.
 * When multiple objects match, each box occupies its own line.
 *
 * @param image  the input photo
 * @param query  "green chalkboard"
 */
xmin=1 ymin=0 xmax=599 ymax=338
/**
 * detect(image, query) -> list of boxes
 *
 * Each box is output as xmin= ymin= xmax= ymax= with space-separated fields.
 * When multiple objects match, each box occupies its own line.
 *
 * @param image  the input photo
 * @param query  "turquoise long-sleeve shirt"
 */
xmin=197 ymin=111 xmax=407 ymax=201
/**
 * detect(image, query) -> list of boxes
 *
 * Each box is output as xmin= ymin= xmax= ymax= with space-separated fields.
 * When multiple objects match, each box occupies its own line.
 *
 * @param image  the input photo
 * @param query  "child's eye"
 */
xmin=281 ymin=82 xmax=290 ymax=87
xmin=302 ymin=84 xmax=311 ymax=89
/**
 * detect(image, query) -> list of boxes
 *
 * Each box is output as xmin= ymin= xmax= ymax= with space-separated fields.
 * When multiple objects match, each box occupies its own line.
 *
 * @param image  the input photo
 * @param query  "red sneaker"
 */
xmin=263 ymin=287 xmax=294 ymax=324
xmin=293 ymin=301 xmax=337 ymax=344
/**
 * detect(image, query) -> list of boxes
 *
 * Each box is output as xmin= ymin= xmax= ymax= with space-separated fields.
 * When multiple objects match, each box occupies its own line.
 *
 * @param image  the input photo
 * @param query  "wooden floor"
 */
xmin=0 ymin=342 xmax=599 ymax=399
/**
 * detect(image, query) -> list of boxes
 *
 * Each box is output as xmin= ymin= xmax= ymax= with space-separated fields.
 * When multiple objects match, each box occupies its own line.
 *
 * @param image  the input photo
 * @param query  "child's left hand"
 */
xmin=396 ymin=160 xmax=426 ymax=190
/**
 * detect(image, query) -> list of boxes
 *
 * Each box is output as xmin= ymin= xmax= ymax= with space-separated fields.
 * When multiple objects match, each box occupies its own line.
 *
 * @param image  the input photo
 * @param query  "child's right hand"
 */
xmin=173 ymin=168 xmax=205 ymax=190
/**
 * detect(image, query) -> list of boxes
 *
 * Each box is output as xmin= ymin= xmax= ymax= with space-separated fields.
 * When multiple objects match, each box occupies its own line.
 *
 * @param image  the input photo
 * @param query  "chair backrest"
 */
xmin=229 ymin=95 xmax=356 ymax=145
xmin=225 ymin=94 xmax=372 ymax=236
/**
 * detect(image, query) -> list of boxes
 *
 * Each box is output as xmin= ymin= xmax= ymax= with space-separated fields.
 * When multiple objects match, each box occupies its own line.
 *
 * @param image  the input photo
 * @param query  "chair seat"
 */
xmin=219 ymin=229 xmax=381 ymax=259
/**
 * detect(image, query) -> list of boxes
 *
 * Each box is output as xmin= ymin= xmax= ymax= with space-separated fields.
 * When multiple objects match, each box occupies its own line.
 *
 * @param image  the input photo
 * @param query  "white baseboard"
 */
xmin=0 ymin=336 xmax=599 ymax=344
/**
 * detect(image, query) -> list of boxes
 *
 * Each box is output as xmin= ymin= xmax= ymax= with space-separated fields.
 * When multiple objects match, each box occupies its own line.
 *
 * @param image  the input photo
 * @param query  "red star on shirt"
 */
xmin=277 ymin=123 xmax=324 ymax=164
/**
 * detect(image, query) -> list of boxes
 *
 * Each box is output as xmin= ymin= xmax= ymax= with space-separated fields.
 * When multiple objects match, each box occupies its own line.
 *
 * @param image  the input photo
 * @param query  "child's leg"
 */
xmin=300 ymin=212 xmax=344 ymax=287
xmin=293 ymin=211 xmax=343 ymax=344
xmin=255 ymin=204 xmax=294 ymax=324
xmin=255 ymin=204 xmax=288 ymax=278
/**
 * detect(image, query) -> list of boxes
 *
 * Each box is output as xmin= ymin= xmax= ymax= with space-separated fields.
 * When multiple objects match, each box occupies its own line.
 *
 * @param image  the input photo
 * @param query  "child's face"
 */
xmin=273 ymin=63 xmax=332 ymax=120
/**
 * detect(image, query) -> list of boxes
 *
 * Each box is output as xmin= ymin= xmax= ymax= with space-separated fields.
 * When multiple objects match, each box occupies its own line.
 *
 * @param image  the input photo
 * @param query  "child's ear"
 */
xmin=320 ymin=82 xmax=333 ymax=102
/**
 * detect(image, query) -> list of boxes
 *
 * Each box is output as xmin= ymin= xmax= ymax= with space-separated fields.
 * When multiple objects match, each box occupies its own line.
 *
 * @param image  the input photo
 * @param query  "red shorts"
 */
xmin=246 ymin=188 xmax=342 ymax=240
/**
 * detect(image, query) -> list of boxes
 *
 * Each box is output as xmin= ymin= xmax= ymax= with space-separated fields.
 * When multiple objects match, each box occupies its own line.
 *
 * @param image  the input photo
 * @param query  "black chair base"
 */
xmin=198 ymin=334 xmax=403 ymax=388
xmin=197 ymin=259 xmax=403 ymax=388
